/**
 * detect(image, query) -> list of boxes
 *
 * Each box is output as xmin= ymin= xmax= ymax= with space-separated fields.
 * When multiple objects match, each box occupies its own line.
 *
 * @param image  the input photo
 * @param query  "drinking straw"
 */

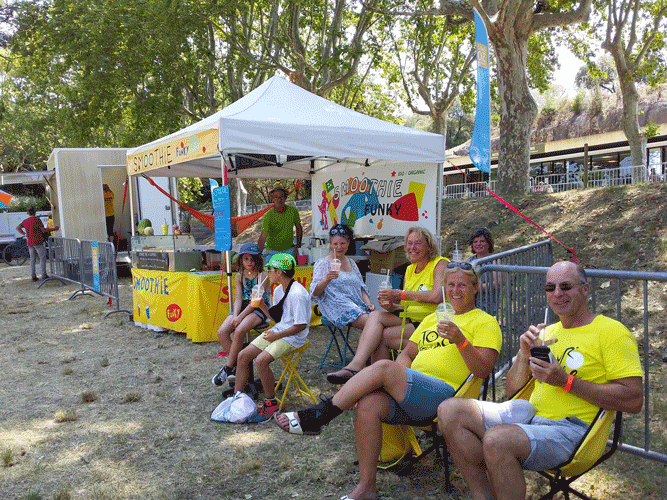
xmin=385 ymin=268 xmax=391 ymax=286
xmin=442 ymin=285 xmax=446 ymax=303
xmin=544 ymin=306 xmax=549 ymax=325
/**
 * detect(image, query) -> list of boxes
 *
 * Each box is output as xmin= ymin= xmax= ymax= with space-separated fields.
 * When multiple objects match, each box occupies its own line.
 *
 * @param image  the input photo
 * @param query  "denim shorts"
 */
xmin=475 ymin=399 xmax=589 ymax=470
xmin=385 ymin=368 xmax=455 ymax=426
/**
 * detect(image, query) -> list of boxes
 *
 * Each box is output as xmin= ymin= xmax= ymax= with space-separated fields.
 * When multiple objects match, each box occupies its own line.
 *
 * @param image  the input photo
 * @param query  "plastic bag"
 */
xmin=211 ymin=392 xmax=257 ymax=423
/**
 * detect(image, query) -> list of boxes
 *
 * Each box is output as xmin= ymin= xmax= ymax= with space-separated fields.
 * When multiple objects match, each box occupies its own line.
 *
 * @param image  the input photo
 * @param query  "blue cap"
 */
xmin=238 ymin=242 xmax=260 ymax=256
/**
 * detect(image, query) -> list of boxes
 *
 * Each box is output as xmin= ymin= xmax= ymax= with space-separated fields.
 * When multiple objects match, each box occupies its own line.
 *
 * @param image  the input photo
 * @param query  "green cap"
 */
xmin=268 ymin=253 xmax=296 ymax=270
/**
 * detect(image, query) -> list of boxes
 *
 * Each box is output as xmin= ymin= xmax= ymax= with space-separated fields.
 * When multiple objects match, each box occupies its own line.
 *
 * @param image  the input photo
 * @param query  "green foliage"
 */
xmin=7 ymin=195 xmax=51 ymax=213
xmin=177 ymin=178 xmax=204 ymax=204
xmin=590 ymin=87 xmax=603 ymax=116
xmin=572 ymin=90 xmax=586 ymax=115
xmin=1 ymin=447 xmax=13 ymax=467
xmin=18 ymin=492 xmax=43 ymax=500
xmin=645 ymin=121 xmax=659 ymax=139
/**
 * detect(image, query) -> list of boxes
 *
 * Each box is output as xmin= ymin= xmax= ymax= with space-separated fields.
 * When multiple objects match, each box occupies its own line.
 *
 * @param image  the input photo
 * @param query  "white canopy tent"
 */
xmin=126 ymin=75 xmax=446 ymax=239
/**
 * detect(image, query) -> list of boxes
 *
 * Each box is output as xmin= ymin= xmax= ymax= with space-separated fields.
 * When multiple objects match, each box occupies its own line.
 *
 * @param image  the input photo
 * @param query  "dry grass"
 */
xmin=1 ymin=184 xmax=666 ymax=500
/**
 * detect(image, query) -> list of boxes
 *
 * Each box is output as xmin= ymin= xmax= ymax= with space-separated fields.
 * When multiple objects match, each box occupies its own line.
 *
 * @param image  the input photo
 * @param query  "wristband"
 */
xmin=458 ymin=338 xmax=470 ymax=351
xmin=564 ymin=373 xmax=575 ymax=393
xmin=401 ymin=290 xmax=407 ymax=301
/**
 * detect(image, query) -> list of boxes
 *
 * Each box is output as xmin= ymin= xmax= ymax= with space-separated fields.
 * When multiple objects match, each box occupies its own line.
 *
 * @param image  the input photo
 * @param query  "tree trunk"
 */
xmin=490 ymin=28 xmax=537 ymax=195
xmin=618 ymin=74 xmax=646 ymax=180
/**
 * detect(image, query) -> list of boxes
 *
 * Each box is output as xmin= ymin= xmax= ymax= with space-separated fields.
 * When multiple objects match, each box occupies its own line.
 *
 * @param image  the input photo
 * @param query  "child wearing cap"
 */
xmin=211 ymin=242 xmax=270 ymax=386
xmin=231 ymin=253 xmax=311 ymax=423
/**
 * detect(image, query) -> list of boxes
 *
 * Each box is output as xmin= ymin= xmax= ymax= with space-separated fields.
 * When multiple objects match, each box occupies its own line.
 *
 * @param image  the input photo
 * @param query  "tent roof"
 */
xmin=127 ymin=76 xmax=445 ymax=178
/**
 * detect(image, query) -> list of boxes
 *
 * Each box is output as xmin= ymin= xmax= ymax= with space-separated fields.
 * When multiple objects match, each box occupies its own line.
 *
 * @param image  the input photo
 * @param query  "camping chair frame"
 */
xmin=394 ymin=374 xmax=488 ymax=492
xmin=319 ymin=316 xmax=356 ymax=370
xmin=512 ymin=378 xmax=623 ymax=500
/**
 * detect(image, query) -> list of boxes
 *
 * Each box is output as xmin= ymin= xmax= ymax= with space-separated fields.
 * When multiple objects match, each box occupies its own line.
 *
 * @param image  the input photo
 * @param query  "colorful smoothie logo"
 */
xmin=319 ymin=173 xmax=427 ymax=230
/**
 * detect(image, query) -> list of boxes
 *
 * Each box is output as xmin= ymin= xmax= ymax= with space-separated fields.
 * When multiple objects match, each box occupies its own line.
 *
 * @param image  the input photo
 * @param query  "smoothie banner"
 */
xmin=311 ymin=160 xmax=439 ymax=237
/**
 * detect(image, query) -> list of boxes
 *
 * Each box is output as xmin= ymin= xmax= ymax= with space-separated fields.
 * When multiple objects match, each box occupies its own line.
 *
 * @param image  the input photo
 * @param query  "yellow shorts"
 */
xmin=250 ymin=331 xmax=296 ymax=359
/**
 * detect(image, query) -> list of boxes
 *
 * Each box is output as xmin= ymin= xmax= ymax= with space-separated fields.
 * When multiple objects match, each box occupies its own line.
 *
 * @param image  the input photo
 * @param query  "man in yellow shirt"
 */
xmin=438 ymin=260 xmax=644 ymax=500
xmin=103 ymin=184 xmax=115 ymax=242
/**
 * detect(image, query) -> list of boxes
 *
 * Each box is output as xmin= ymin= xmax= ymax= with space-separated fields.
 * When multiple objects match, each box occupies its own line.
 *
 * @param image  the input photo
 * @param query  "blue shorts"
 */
xmin=475 ymin=399 xmax=589 ymax=470
xmin=385 ymin=368 xmax=455 ymax=426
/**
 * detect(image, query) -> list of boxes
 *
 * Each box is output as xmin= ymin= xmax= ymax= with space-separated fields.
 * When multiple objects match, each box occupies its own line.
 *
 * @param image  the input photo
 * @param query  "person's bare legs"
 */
xmin=482 ymin=425 xmax=531 ymax=500
xmin=276 ymin=360 xmax=407 ymax=431
xmin=438 ymin=398 xmax=495 ymax=500
xmin=234 ymin=344 xmax=262 ymax=394
xmin=345 ymin=392 xmax=391 ymax=500
xmin=328 ymin=311 xmax=403 ymax=378
xmin=371 ymin=323 xmax=415 ymax=363
xmin=226 ymin=314 xmax=263 ymax=368
xmin=254 ymin=350 xmax=277 ymax=399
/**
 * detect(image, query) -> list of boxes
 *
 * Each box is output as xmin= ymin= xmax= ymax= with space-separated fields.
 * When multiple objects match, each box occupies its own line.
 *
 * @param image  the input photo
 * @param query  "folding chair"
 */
xmin=394 ymin=374 xmax=487 ymax=492
xmin=513 ymin=378 xmax=623 ymax=500
xmin=274 ymin=341 xmax=318 ymax=410
xmin=319 ymin=316 xmax=356 ymax=370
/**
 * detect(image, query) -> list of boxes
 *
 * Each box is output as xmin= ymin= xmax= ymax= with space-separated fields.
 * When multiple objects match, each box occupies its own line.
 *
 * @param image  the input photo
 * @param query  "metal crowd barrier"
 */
xmin=479 ymin=262 xmax=667 ymax=465
xmin=474 ymin=239 xmax=555 ymax=370
xmin=45 ymin=236 xmax=131 ymax=319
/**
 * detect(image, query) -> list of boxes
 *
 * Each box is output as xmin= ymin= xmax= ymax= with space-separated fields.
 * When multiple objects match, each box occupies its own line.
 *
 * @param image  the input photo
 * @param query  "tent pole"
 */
xmin=436 ymin=161 xmax=444 ymax=254
xmin=221 ymin=152 xmax=234 ymax=315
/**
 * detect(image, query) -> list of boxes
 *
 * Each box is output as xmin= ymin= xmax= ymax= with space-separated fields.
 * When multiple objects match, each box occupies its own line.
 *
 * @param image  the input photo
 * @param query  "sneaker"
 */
xmin=212 ymin=365 xmax=232 ymax=386
xmin=248 ymin=398 xmax=280 ymax=423
xmin=226 ymin=366 xmax=237 ymax=383
xmin=32 ymin=276 xmax=39 ymax=282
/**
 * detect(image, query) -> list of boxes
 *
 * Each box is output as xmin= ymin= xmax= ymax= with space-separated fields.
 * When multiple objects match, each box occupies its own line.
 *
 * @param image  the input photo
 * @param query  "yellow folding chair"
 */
xmin=511 ymin=378 xmax=623 ymax=500
xmin=274 ymin=340 xmax=318 ymax=410
xmin=393 ymin=373 xmax=487 ymax=490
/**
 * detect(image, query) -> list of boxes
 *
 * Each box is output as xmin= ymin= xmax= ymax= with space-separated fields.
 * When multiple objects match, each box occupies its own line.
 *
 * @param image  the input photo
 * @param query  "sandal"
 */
xmin=326 ymin=367 xmax=359 ymax=384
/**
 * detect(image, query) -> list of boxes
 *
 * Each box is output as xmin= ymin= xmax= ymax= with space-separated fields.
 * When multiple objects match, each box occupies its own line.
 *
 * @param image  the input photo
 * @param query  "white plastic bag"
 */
xmin=211 ymin=392 xmax=257 ymax=423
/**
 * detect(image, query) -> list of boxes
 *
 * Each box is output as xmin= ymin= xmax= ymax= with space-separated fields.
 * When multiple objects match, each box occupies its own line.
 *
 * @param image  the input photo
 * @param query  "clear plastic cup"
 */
xmin=435 ymin=302 xmax=455 ymax=322
xmin=330 ymin=258 xmax=341 ymax=272
xmin=161 ymin=224 xmax=169 ymax=235
xmin=250 ymin=285 xmax=263 ymax=308
xmin=378 ymin=279 xmax=393 ymax=306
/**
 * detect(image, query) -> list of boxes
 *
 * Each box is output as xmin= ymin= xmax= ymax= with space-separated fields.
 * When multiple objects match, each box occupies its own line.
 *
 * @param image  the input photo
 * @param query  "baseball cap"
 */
xmin=269 ymin=182 xmax=288 ymax=195
xmin=238 ymin=242 xmax=260 ymax=256
xmin=268 ymin=253 xmax=296 ymax=270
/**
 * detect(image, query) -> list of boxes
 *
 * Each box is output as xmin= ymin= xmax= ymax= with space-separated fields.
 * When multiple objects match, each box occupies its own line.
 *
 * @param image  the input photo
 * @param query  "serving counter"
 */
xmin=132 ymin=266 xmax=319 ymax=342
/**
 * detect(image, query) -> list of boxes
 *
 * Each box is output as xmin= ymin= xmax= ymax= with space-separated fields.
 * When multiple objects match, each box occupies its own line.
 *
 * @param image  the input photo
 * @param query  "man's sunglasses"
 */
xmin=447 ymin=261 xmax=474 ymax=271
xmin=544 ymin=282 xmax=584 ymax=292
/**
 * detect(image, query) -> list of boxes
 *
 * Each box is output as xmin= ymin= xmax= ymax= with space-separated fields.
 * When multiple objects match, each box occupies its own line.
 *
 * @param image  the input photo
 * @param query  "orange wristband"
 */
xmin=564 ymin=373 xmax=575 ymax=393
xmin=458 ymin=338 xmax=470 ymax=351
xmin=401 ymin=290 xmax=406 ymax=301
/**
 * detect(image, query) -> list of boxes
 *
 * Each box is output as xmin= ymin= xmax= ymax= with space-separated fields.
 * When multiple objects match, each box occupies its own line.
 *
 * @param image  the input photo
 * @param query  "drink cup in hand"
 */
xmin=250 ymin=285 xmax=263 ymax=308
xmin=435 ymin=302 xmax=454 ymax=323
xmin=378 ymin=280 xmax=392 ymax=306
xmin=530 ymin=345 xmax=551 ymax=363
xmin=330 ymin=258 xmax=341 ymax=272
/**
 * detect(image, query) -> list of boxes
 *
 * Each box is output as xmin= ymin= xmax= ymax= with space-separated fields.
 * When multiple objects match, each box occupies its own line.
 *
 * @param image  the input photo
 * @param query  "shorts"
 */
xmin=241 ymin=298 xmax=269 ymax=327
xmin=385 ymin=368 xmax=455 ymax=426
xmin=250 ymin=332 xmax=297 ymax=360
xmin=475 ymin=399 xmax=589 ymax=470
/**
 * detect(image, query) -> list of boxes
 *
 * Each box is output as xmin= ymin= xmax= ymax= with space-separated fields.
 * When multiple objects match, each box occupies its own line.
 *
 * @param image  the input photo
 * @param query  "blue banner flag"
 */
xmin=469 ymin=9 xmax=490 ymax=173
xmin=211 ymin=185 xmax=231 ymax=251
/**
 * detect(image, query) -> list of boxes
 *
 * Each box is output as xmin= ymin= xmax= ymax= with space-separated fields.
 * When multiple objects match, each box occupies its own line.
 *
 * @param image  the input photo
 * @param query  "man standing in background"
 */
xmin=257 ymin=182 xmax=302 ymax=263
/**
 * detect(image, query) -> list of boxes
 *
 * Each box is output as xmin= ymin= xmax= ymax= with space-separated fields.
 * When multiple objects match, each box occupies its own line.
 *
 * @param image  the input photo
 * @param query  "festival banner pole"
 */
xmin=469 ymin=8 xmax=491 ymax=176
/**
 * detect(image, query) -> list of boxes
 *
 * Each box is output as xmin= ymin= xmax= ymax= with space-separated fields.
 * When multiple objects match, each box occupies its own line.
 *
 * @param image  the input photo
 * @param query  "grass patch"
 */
xmin=123 ymin=392 xmax=141 ymax=403
xmin=18 ymin=491 xmax=43 ymax=500
xmin=61 ymin=366 xmax=73 ymax=375
xmin=2 ymin=447 xmax=14 ymax=467
xmin=81 ymin=391 xmax=98 ymax=403
xmin=100 ymin=356 xmax=109 ymax=367
xmin=54 ymin=409 xmax=77 ymax=423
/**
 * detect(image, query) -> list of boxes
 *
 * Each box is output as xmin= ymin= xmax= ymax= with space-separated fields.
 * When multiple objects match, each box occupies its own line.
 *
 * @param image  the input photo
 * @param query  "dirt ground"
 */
xmin=1 ymin=184 xmax=667 ymax=500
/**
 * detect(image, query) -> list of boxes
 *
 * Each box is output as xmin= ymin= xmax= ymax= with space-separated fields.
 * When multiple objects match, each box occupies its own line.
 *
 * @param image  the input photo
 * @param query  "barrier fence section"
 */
xmin=47 ymin=236 xmax=131 ymax=319
xmin=479 ymin=263 xmax=667 ymax=465
xmin=474 ymin=239 xmax=554 ymax=370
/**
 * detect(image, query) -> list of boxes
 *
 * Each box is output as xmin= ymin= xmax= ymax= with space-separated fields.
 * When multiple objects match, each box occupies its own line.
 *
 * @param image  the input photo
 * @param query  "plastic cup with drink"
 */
xmin=330 ymin=258 xmax=341 ymax=272
xmin=250 ymin=285 xmax=263 ymax=308
xmin=435 ymin=301 xmax=455 ymax=323
xmin=378 ymin=276 xmax=393 ymax=308
xmin=161 ymin=224 xmax=169 ymax=235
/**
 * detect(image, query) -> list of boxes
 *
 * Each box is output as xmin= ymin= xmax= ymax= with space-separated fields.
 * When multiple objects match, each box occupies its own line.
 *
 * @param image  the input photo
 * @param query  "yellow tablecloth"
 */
xmin=132 ymin=267 xmax=319 ymax=342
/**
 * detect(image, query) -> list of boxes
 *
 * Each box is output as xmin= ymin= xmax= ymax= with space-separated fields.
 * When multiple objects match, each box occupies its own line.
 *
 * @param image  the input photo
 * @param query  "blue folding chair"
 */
xmin=318 ymin=316 xmax=356 ymax=370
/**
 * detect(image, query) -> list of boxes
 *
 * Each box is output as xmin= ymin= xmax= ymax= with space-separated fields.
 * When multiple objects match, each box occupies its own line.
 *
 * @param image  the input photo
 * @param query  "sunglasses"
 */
xmin=447 ymin=261 xmax=474 ymax=271
xmin=544 ymin=282 xmax=584 ymax=292
xmin=330 ymin=226 xmax=348 ymax=236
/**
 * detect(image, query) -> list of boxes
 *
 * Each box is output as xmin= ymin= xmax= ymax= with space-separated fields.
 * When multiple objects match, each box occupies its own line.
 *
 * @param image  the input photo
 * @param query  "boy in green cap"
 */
xmin=232 ymin=253 xmax=311 ymax=422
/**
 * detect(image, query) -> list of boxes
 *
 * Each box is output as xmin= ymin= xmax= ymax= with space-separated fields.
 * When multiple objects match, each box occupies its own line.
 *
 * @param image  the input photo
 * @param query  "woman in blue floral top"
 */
xmin=311 ymin=224 xmax=374 ymax=329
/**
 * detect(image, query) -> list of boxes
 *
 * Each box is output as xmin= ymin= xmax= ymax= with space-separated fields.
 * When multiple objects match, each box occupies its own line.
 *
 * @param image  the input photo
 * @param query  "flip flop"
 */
xmin=276 ymin=412 xmax=322 ymax=435
xmin=326 ymin=368 xmax=359 ymax=384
